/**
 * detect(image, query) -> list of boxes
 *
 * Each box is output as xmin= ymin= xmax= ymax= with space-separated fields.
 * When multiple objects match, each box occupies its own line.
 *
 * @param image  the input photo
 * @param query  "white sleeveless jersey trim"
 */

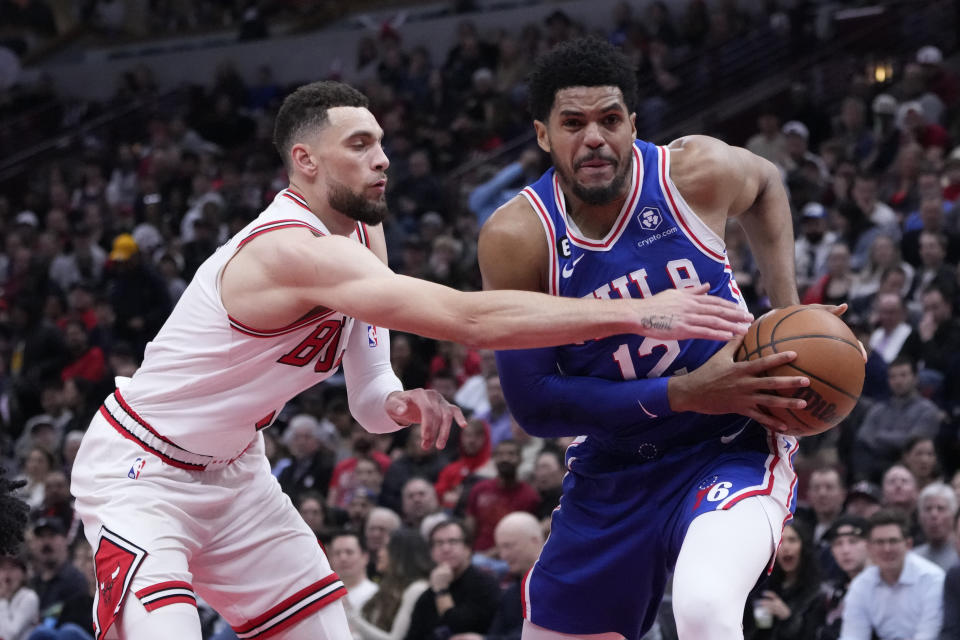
xmin=118 ymin=188 xmax=363 ymax=458
xmin=558 ymin=145 xmax=642 ymax=252
xmin=657 ymin=146 xmax=726 ymax=263
xmin=520 ymin=188 xmax=560 ymax=297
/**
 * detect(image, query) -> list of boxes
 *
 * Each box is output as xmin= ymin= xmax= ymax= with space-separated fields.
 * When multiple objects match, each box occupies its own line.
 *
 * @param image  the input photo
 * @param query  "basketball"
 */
xmin=735 ymin=305 xmax=864 ymax=437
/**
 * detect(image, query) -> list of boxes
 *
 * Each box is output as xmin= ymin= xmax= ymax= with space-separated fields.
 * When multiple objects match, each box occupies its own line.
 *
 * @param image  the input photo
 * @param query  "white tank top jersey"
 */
xmin=117 ymin=189 xmax=370 ymax=458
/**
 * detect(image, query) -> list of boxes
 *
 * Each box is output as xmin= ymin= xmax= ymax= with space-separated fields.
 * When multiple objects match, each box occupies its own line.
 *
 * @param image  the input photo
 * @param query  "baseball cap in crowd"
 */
xmin=824 ymin=514 xmax=869 ymax=542
xmin=15 ymin=210 xmax=38 ymax=227
xmin=24 ymin=413 xmax=55 ymax=434
xmin=917 ymin=45 xmax=943 ymax=65
xmin=872 ymin=93 xmax=898 ymax=116
xmin=801 ymin=202 xmax=827 ymax=219
xmin=31 ymin=516 xmax=66 ymax=536
xmin=847 ymin=480 xmax=882 ymax=505
xmin=782 ymin=121 xmax=809 ymax=139
xmin=109 ymin=233 xmax=139 ymax=261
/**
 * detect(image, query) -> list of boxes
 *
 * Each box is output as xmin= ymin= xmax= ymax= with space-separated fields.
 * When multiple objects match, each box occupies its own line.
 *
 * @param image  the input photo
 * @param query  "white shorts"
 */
xmin=71 ymin=411 xmax=346 ymax=640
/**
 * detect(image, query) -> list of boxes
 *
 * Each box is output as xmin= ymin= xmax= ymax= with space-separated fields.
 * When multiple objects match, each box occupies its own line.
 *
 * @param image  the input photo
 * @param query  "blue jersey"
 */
xmin=521 ymin=139 xmax=748 ymax=455
xmin=517 ymin=140 xmax=798 ymax=640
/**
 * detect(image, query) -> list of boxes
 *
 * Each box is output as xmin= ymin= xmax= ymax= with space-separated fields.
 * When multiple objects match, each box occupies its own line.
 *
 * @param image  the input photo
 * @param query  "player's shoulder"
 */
xmin=667 ymin=135 xmax=733 ymax=174
xmin=480 ymin=194 xmax=543 ymax=244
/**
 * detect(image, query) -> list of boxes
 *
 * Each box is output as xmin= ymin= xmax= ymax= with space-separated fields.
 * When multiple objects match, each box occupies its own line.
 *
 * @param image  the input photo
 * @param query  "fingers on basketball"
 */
xmin=734 ymin=305 xmax=865 ymax=437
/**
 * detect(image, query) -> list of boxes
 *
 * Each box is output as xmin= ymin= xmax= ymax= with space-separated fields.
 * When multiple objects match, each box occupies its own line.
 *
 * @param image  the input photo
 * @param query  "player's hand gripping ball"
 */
xmin=735 ymin=305 xmax=865 ymax=437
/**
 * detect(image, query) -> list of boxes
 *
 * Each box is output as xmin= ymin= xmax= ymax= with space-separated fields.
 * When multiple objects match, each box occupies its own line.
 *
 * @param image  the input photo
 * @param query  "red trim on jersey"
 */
xmin=99 ymin=406 xmax=205 ymax=471
xmin=114 ymin=390 xmax=177 ymax=447
xmin=721 ymin=432 xmax=782 ymax=509
xmin=282 ymin=189 xmax=313 ymax=213
xmin=135 ymin=581 xmax=197 ymax=611
xmin=228 ymin=308 xmax=335 ymax=338
xmin=232 ymin=574 xmax=346 ymax=639
xmin=522 ymin=187 xmax=559 ymax=296
xmin=355 ymin=222 xmax=370 ymax=248
xmin=658 ymin=147 xmax=725 ymax=262
xmin=562 ymin=146 xmax=642 ymax=250
xmin=238 ymin=221 xmax=326 ymax=248
xmin=136 ymin=581 xmax=194 ymax=598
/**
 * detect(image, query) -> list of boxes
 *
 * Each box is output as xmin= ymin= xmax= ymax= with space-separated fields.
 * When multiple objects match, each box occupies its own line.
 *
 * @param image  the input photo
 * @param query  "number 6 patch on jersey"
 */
xmin=93 ymin=527 xmax=147 ymax=640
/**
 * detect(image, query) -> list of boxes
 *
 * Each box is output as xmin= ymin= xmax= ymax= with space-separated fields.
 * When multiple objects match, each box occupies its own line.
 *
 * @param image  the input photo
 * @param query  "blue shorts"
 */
xmin=521 ymin=423 xmax=798 ymax=640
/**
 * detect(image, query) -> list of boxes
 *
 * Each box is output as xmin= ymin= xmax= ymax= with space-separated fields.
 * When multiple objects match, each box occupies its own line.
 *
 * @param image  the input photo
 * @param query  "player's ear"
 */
xmin=629 ymin=112 xmax=637 ymax=138
xmin=534 ymin=120 xmax=550 ymax=153
xmin=290 ymin=143 xmax=318 ymax=177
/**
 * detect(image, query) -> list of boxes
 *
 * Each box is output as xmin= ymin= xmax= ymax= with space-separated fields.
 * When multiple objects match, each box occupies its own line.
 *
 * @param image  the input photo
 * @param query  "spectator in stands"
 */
xmin=917 ymin=284 xmax=960 ymax=397
xmin=901 ymin=436 xmax=942 ymax=491
xmin=745 ymin=108 xmax=787 ymax=167
xmin=435 ymin=418 xmax=493 ymax=514
xmin=330 ymin=531 xmax=379 ymax=613
xmin=840 ymin=509 xmax=944 ymax=640
xmin=473 ymin=376 xmax=513 ymax=447
xmin=15 ymin=448 xmax=53 ymax=511
xmin=59 ymin=321 xmax=105 ymax=385
xmin=381 ymin=425 xmax=446 ymax=514
xmin=801 ymin=242 xmax=855 ymax=307
xmin=914 ymin=482 xmax=959 ymax=571
xmin=744 ymin=521 xmax=824 ymax=639
xmin=405 ymin=519 xmax=500 ymax=640
xmin=450 ymin=511 xmax=545 ymax=640
xmin=468 ymin=148 xmax=543 ymax=228
xmin=853 ymin=358 xmax=942 ymax=480
xmin=350 ymin=528 xmax=432 ymax=640
xmin=0 ymin=551 xmax=39 ymax=640
xmin=904 ymin=169 xmax=956 ymax=232
xmin=881 ymin=464 xmax=921 ymax=526
xmin=364 ymin=507 xmax=402 ymax=580
xmin=26 ymin=542 xmax=96 ymax=640
xmin=795 ymin=202 xmax=838 ymax=296
xmin=29 ymin=471 xmax=74 ymax=544
xmin=867 ymin=293 xmax=920 ymax=365
xmin=465 ymin=439 xmax=539 ymax=553
xmin=103 ymin=233 xmax=171 ymax=357
xmin=819 ymin=515 xmax=870 ymax=640
xmin=277 ymin=413 xmax=336 ymax=502
xmin=25 ymin=518 xmax=86 ymax=625
xmin=795 ymin=465 xmax=846 ymax=576
xmin=531 ymin=446 xmax=564 ymax=521
xmin=327 ymin=427 xmax=390 ymax=509
xmin=400 ymin=477 xmax=441 ymax=532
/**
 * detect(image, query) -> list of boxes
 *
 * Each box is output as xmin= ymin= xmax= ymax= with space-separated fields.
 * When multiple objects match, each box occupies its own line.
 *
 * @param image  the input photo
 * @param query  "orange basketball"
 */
xmin=734 ymin=305 xmax=864 ymax=437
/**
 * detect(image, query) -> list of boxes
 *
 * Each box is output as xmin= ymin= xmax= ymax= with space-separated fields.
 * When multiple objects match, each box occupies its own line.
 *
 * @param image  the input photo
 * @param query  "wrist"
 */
xmin=667 ymin=375 xmax=692 ymax=413
xmin=433 ymin=588 xmax=451 ymax=596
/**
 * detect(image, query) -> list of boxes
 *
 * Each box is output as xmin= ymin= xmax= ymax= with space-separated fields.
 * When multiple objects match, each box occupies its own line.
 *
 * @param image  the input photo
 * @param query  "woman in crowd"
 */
xmin=902 ymin=436 xmax=943 ymax=490
xmin=348 ymin=528 xmax=432 ymax=640
xmin=745 ymin=521 xmax=825 ymax=639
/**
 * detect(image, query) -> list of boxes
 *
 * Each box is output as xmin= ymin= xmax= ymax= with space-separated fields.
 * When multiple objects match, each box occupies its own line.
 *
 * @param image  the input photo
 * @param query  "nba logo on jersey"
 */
xmin=638 ymin=206 xmax=663 ymax=231
xmin=367 ymin=325 xmax=378 ymax=348
xmin=127 ymin=457 xmax=146 ymax=479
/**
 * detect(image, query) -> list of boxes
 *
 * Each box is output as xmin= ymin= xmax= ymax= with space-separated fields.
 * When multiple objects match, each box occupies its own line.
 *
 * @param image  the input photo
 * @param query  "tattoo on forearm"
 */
xmin=641 ymin=315 xmax=674 ymax=330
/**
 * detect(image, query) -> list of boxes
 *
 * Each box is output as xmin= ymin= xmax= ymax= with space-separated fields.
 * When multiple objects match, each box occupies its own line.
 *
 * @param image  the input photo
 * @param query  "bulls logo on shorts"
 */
xmin=93 ymin=527 xmax=147 ymax=640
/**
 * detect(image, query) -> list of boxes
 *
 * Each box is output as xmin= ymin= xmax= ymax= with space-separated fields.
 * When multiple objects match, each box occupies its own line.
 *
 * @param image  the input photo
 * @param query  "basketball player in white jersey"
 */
xmin=69 ymin=81 xmax=754 ymax=640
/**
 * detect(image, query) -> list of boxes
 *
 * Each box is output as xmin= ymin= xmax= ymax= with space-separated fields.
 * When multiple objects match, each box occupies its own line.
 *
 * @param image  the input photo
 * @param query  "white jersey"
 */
xmin=117 ymin=188 xmax=372 ymax=458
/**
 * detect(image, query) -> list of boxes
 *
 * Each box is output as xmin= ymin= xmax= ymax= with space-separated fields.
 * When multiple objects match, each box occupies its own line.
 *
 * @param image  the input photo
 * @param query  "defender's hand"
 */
xmin=385 ymin=389 xmax=467 ymax=450
xmin=632 ymin=284 xmax=753 ymax=342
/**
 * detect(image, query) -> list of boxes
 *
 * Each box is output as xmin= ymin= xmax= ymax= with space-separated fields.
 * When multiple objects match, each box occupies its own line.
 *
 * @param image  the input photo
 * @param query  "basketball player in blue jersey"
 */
xmin=479 ymin=38 xmax=813 ymax=640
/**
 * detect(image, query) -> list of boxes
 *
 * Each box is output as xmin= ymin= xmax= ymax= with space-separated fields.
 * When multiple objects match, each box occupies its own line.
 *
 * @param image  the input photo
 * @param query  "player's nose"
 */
xmin=583 ymin=121 xmax=605 ymax=148
xmin=372 ymin=145 xmax=389 ymax=172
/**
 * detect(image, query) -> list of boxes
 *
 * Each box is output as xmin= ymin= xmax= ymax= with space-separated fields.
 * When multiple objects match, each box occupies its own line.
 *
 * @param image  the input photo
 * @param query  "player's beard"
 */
xmin=552 ymin=150 xmax=632 ymax=205
xmin=327 ymin=179 xmax=388 ymax=226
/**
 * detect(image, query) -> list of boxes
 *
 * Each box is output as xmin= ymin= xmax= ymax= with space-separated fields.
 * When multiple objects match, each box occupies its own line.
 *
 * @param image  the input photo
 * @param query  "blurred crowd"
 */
xmin=1 ymin=1 xmax=960 ymax=639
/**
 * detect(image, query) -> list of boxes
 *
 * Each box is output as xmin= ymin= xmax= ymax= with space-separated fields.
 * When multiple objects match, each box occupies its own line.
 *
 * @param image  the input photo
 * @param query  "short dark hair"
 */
xmin=867 ymin=508 xmax=910 ymax=539
xmin=429 ymin=518 xmax=473 ymax=547
xmin=889 ymin=356 xmax=916 ymax=373
xmin=527 ymin=36 xmax=638 ymax=122
xmin=329 ymin=529 xmax=367 ymax=552
xmin=273 ymin=81 xmax=369 ymax=171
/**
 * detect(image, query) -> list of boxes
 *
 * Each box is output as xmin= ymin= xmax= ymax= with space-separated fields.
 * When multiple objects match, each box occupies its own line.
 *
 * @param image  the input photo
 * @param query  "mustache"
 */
xmin=574 ymin=152 xmax=618 ymax=170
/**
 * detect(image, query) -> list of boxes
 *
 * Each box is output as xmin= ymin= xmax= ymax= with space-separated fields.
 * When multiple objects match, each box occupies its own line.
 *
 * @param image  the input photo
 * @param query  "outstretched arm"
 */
xmin=221 ymin=226 xmax=753 ymax=352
